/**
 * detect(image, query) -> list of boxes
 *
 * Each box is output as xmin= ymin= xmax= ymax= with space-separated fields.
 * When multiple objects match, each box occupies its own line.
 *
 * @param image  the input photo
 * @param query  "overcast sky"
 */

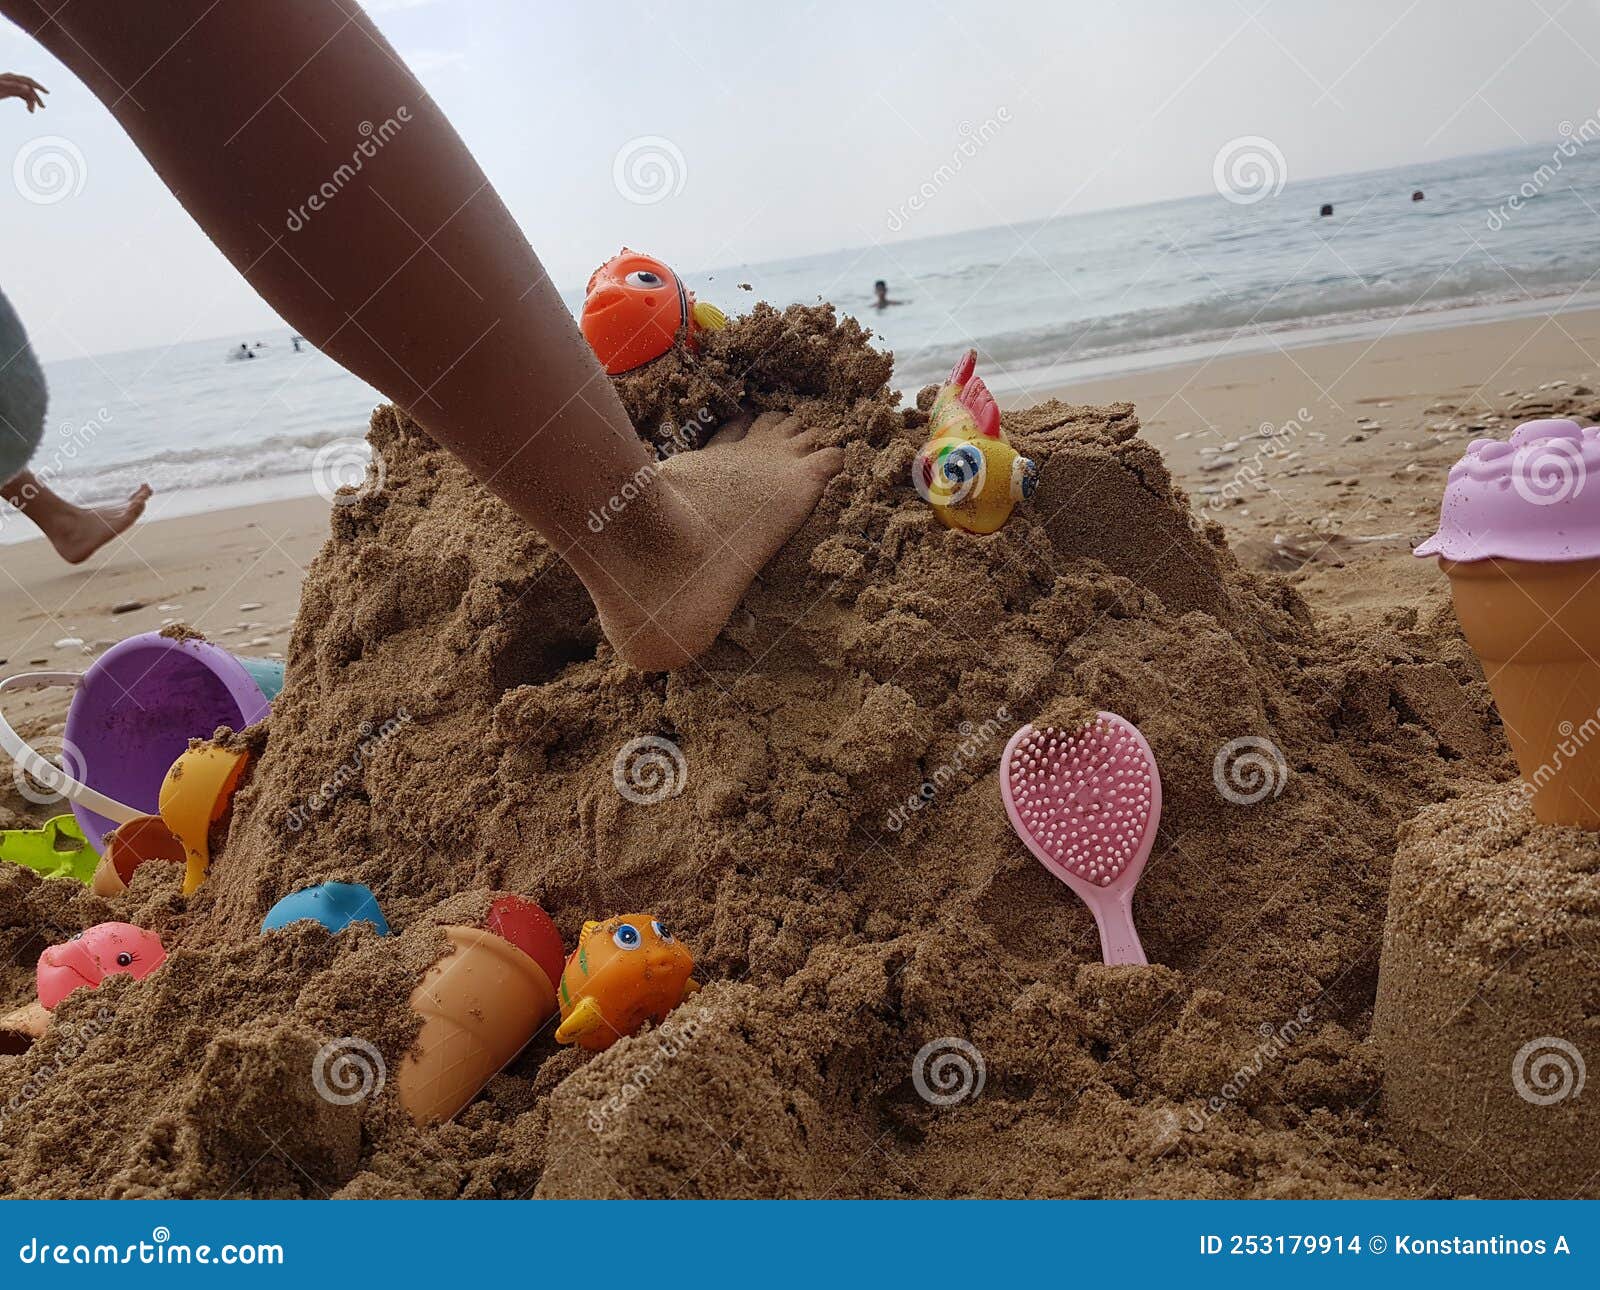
xmin=4 ymin=0 xmax=1600 ymax=360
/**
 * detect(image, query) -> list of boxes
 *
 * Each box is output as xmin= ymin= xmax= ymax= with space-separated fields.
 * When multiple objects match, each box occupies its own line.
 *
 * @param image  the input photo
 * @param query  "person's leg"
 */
xmin=1 ymin=469 xmax=150 ymax=564
xmin=0 ymin=0 xmax=841 ymax=669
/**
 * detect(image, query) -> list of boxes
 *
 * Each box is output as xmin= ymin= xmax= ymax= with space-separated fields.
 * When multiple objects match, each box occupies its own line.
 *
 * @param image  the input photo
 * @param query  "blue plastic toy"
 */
xmin=260 ymin=881 xmax=388 ymax=936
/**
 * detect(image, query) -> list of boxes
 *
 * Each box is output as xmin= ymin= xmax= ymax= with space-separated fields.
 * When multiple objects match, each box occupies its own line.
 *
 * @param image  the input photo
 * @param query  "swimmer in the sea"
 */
xmin=1 ymin=0 xmax=842 ymax=670
xmin=872 ymin=279 xmax=906 ymax=310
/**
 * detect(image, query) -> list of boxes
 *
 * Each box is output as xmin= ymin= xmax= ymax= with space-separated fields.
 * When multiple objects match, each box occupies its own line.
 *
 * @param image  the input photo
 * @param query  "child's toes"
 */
xmin=787 ymin=425 xmax=829 ymax=452
xmin=803 ymin=446 xmax=845 ymax=481
xmin=706 ymin=410 xmax=754 ymax=445
xmin=745 ymin=411 xmax=797 ymax=442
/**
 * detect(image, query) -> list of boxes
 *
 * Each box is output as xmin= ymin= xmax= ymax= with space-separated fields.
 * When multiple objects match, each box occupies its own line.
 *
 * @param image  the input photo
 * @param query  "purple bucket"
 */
xmin=63 ymin=632 xmax=281 ymax=850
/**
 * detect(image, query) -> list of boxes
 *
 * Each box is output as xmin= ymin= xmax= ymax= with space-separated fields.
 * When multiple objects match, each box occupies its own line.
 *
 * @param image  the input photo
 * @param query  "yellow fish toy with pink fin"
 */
xmin=913 ymin=349 xmax=1037 ymax=534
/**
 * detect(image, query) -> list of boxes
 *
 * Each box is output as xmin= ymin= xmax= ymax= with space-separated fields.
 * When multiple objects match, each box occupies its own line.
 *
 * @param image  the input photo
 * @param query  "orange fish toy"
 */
xmin=580 ymin=249 xmax=727 ymax=375
xmin=554 ymin=914 xmax=699 ymax=1051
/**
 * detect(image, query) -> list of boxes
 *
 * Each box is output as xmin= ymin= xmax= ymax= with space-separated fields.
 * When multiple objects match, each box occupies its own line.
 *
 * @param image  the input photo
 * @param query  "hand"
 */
xmin=0 ymin=73 xmax=48 ymax=112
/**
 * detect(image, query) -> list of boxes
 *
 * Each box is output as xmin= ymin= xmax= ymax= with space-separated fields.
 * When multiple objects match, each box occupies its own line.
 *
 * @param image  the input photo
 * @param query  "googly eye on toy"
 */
xmin=1011 ymin=455 xmax=1039 ymax=502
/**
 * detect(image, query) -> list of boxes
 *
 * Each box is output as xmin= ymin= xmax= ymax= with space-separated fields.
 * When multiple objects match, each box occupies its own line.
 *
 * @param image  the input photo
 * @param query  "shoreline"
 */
xmin=6 ymin=301 xmax=1600 ymax=688
xmin=18 ymin=290 xmax=1600 ymax=539
xmin=967 ymin=289 xmax=1600 ymax=399
xmin=0 ymin=495 xmax=330 ymax=762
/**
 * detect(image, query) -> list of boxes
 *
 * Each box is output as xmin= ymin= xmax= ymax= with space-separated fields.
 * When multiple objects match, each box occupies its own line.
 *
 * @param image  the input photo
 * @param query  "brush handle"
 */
xmin=1086 ymin=891 xmax=1147 ymax=966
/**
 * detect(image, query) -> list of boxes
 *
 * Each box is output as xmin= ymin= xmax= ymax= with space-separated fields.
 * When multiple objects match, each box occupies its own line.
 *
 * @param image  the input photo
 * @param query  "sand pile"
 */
xmin=0 ymin=303 xmax=1518 ymax=1197
xmin=1375 ymin=784 xmax=1600 ymax=1198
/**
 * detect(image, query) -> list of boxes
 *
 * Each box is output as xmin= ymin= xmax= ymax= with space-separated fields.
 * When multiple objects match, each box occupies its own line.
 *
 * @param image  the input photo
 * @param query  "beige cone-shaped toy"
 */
xmin=1418 ymin=420 xmax=1600 ymax=829
xmin=397 ymin=926 xmax=558 ymax=1125
xmin=0 ymin=1001 xmax=49 ymax=1054
xmin=1441 ymin=556 xmax=1600 ymax=827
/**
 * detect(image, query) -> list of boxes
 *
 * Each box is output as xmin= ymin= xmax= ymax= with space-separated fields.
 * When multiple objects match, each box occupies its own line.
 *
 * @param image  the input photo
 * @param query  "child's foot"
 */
xmin=591 ymin=412 xmax=844 ymax=670
xmin=46 ymin=484 xmax=152 ymax=564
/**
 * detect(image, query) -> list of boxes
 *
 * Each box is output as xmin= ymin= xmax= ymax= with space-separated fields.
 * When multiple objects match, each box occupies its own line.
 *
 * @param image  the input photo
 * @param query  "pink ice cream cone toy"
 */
xmin=1417 ymin=418 xmax=1600 ymax=827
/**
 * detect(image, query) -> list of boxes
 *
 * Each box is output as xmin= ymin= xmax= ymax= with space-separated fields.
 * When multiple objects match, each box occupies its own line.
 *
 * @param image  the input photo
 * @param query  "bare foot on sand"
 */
xmin=46 ymin=484 xmax=152 ymax=564
xmin=590 ymin=412 xmax=843 ymax=671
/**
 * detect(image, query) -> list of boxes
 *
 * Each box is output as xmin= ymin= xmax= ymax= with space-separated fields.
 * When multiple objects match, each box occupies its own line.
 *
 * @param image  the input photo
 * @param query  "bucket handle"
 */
xmin=0 ymin=672 xmax=144 ymax=824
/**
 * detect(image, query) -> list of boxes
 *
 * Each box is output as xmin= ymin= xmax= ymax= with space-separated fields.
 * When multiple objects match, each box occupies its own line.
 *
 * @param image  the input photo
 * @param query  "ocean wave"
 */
xmin=49 ymin=423 xmax=372 ymax=507
xmin=890 ymin=264 xmax=1599 ymax=386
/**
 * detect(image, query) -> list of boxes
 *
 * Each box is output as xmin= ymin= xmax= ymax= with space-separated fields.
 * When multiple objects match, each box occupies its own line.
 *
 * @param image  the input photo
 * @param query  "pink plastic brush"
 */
xmin=1000 ymin=714 xmax=1162 ymax=965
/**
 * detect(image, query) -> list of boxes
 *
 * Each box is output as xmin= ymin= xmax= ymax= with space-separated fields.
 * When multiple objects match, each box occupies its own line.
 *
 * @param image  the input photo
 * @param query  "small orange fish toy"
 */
xmin=580 ymin=249 xmax=727 ymax=375
xmin=554 ymin=914 xmax=699 ymax=1051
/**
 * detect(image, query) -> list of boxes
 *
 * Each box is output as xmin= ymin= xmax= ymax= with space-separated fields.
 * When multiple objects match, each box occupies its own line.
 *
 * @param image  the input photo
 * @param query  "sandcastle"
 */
xmin=1374 ymin=420 xmax=1600 ymax=1199
xmin=1374 ymin=786 xmax=1599 ymax=1198
xmin=0 ymin=302 xmax=1538 ymax=1198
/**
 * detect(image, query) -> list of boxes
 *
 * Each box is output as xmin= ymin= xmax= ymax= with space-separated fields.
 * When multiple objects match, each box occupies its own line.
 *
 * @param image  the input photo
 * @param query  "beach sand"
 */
xmin=0 ymin=496 xmax=325 ymax=772
xmin=0 ymin=303 xmax=1594 ymax=1198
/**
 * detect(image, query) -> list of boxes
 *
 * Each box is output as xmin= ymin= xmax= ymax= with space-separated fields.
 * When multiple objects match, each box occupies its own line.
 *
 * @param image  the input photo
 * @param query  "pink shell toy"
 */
xmin=1414 ymin=419 xmax=1600 ymax=563
xmin=1000 ymin=714 xmax=1162 ymax=965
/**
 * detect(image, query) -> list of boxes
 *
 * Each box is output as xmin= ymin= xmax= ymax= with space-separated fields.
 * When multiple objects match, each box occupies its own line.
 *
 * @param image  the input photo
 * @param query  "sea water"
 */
xmin=17 ymin=140 xmax=1599 ymax=531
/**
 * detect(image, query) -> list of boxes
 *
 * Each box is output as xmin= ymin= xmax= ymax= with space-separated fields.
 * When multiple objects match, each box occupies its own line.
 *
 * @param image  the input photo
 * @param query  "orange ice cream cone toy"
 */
xmin=1418 ymin=420 xmax=1600 ymax=827
xmin=397 ymin=924 xmax=559 ymax=1126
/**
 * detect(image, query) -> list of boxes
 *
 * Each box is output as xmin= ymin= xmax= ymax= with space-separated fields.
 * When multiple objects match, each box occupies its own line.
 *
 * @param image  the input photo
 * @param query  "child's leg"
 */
xmin=1 ymin=0 xmax=840 ymax=669
xmin=2 ymin=469 xmax=150 ymax=564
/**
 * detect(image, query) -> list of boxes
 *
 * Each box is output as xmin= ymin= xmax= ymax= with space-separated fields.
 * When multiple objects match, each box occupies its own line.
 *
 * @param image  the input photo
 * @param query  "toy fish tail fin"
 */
xmin=691 ymin=300 xmax=727 ymax=332
xmin=555 ymin=996 xmax=606 ymax=1045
